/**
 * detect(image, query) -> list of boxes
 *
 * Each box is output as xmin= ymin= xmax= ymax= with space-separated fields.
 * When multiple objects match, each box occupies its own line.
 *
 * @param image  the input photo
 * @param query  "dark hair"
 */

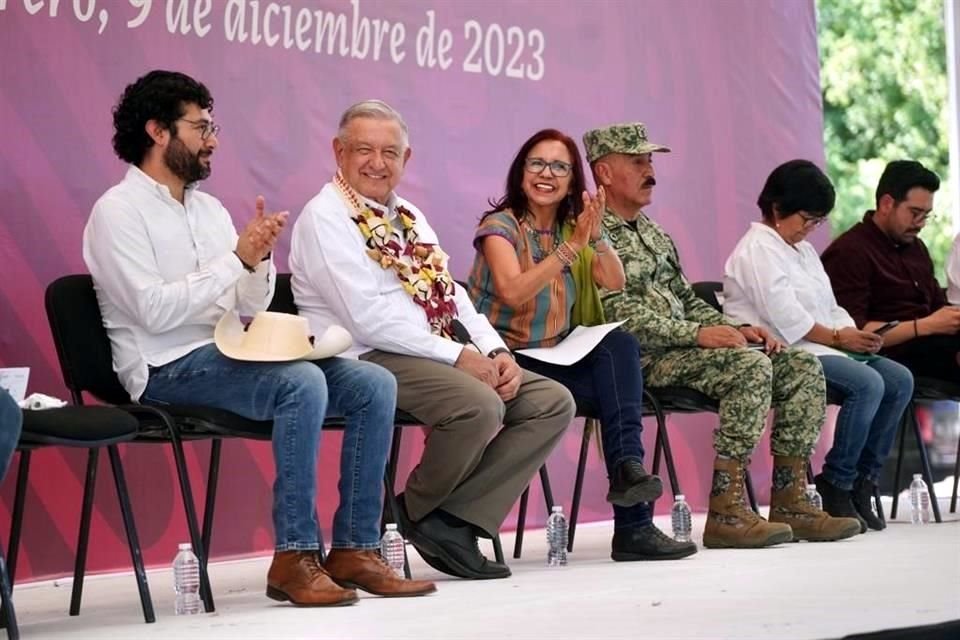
xmin=875 ymin=160 xmax=940 ymax=207
xmin=756 ymin=159 xmax=835 ymax=222
xmin=112 ymin=70 xmax=213 ymax=165
xmin=484 ymin=129 xmax=587 ymax=227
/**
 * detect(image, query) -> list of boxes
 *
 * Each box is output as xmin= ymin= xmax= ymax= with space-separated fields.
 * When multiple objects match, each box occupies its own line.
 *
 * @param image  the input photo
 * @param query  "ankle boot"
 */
xmin=703 ymin=456 xmax=793 ymax=549
xmin=852 ymin=476 xmax=886 ymax=531
xmin=814 ymin=474 xmax=866 ymax=533
xmin=769 ymin=456 xmax=861 ymax=542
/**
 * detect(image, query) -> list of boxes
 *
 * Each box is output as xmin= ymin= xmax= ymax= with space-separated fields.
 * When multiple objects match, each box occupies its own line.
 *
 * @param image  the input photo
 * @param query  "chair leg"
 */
xmin=655 ymin=413 xmax=682 ymax=498
xmin=891 ymin=411 xmax=908 ymax=519
xmin=383 ymin=428 xmax=404 ymax=533
xmin=0 ymin=548 xmax=19 ymax=640
xmin=107 ymin=446 xmax=155 ymax=623
xmin=539 ymin=465 xmax=555 ymax=511
xmin=69 ymin=449 xmax=99 ymax=617
xmin=568 ymin=420 xmax=593 ymax=553
xmin=164 ymin=425 xmax=215 ymax=612
xmin=512 ymin=487 xmax=529 ymax=559
xmin=491 ymin=536 xmax=505 ymax=565
xmin=874 ymin=485 xmax=886 ymax=527
xmin=950 ymin=430 xmax=959 ymax=514
xmin=201 ymin=439 xmax=222 ymax=566
xmin=908 ymin=407 xmax=942 ymax=523
xmin=6 ymin=452 xmax=30 ymax=586
xmin=744 ymin=469 xmax=759 ymax=513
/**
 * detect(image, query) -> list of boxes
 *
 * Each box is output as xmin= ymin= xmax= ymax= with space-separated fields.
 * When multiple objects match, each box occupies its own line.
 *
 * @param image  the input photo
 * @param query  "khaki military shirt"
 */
xmin=600 ymin=209 xmax=736 ymax=353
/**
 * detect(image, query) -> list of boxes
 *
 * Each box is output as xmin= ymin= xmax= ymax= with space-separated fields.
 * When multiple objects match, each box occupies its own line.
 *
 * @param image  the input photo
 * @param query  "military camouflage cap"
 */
xmin=582 ymin=122 xmax=671 ymax=163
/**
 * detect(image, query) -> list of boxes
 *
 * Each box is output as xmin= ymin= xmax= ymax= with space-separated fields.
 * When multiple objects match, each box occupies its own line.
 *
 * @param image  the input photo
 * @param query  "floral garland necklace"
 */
xmin=333 ymin=170 xmax=458 ymax=338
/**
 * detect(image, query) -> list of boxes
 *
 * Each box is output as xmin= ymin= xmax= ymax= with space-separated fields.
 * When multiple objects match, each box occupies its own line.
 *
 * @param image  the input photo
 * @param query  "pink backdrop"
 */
xmin=0 ymin=0 xmax=828 ymax=581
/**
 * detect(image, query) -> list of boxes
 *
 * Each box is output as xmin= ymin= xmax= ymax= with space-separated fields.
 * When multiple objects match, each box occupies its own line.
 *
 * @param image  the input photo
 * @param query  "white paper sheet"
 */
xmin=0 ymin=367 xmax=30 ymax=403
xmin=515 ymin=322 xmax=625 ymax=366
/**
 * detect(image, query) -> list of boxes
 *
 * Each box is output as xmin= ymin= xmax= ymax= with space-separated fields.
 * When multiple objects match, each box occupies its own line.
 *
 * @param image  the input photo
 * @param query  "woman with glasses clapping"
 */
xmin=722 ymin=159 xmax=913 ymax=534
xmin=467 ymin=129 xmax=697 ymax=562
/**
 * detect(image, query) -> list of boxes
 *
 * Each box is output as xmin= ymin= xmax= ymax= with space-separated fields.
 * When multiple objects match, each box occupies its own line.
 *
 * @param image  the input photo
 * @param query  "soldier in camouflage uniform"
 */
xmin=582 ymin=123 xmax=860 ymax=548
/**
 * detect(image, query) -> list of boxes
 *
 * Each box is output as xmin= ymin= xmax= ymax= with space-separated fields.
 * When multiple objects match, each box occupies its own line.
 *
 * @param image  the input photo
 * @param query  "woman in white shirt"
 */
xmin=723 ymin=160 xmax=913 ymax=533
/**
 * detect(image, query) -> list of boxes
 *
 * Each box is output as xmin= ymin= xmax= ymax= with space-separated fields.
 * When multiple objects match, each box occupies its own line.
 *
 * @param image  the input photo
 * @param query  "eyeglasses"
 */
xmin=178 ymin=118 xmax=221 ymax=141
xmin=907 ymin=207 xmax=935 ymax=224
xmin=799 ymin=213 xmax=827 ymax=228
xmin=524 ymin=157 xmax=572 ymax=178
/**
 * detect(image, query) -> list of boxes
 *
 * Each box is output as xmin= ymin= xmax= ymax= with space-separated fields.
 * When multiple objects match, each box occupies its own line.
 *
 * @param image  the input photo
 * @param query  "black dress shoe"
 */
xmin=814 ymin=474 xmax=866 ymax=534
xmin=611 ymin=523 xmax=698 ymax=561
xmin=606 ymin=460 xmax=663 ymax=507
xmin=852 ymin=476 xmax=885 ymax=531
xmin=395 ymin=494 xmax=510 ymax=580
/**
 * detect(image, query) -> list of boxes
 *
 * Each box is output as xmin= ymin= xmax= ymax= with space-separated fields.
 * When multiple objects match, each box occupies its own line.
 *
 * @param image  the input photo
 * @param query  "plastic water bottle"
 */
xmin=173 ymin=543 xmax=201 ymax=615
xmin=546 ymin=506 xmax=568 ymax=567
xmin=909 ymin=474 xmax=931 ymax=525
xmin=380 ymin=523 xmax=405 ymax=576
xmin=805 ymin=484 xmax=823 ymax=511
xmin=670 ymin=494 xmax=693 ymax=542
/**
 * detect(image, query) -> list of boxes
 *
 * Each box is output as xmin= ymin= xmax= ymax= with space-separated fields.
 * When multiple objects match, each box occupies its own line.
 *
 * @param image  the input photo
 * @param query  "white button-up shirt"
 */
xmin=722 ymin=222 xmax=854 ymax=357
xmin=290 ymin=182 xmax=506 ymax=362
xmin=83 ymin=166 xmax=274 ymax=400
xmin=946 ymin=232 xmax=960 ymax=304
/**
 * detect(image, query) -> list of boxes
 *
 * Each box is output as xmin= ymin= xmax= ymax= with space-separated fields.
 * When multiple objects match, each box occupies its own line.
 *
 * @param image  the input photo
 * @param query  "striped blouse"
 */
xmin=468 ymin=210 xmax=576 ymax=349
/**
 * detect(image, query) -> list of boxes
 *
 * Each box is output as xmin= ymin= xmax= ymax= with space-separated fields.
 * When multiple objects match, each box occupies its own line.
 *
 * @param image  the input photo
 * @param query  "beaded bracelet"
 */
xmin=555 ymin=241 xmax=577 ymax=266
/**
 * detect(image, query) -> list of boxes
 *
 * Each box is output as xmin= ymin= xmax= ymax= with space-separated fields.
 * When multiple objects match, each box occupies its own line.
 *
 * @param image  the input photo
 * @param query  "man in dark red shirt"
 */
xmin=822 ymin=160 xmax=959 ymax=380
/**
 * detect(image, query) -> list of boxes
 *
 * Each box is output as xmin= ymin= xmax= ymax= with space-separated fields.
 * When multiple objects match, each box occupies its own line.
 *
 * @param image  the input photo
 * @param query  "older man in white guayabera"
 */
xmin=290 ymin=100 xmax=575 ymax=580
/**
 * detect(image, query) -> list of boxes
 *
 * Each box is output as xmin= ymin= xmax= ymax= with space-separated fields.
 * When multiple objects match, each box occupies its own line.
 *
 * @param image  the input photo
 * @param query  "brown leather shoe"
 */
xmin=325 ymin=549 xmax=437 ymax=597
xmin=266 ymin=551 xmax=358 ymax=606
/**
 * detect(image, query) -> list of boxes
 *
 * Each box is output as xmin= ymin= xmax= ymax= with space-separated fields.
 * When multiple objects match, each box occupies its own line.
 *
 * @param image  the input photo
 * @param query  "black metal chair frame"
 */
xmin=0 ymin=547 xmax=18 ymax=640
xmin=45 ymin=275 xmax=220 ymax=614
xmin=6 ymin=417 xmax=155 ymax=625
xmin=888 ymin=377 xmax=960 ymax=523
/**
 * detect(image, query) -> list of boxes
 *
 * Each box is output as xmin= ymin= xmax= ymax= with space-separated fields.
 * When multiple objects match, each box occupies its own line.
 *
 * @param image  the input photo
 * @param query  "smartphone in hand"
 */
xmin=873 ymin=320 xmax=900 ymax=336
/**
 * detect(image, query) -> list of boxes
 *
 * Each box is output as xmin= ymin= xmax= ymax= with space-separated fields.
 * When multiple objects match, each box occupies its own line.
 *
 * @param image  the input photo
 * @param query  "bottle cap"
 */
xmin=912 ymin=473 xmax=923 ymax=480
xmin=385 ymin=523 xmax=398 ymax=531
xmin=674 ymin=494 xmax=685 ymax=501
xmin=806 ymin=483 xmax=817 ymax=490
xmin=551 ymin=505 xmax=563 ymax=513
xmin=178 ymin=543 xmax=192 ymax=551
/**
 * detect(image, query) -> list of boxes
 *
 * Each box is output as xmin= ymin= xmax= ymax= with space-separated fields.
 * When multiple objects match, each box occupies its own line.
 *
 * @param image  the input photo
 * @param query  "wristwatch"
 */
xmin=488 ymin=347 xmax=513 ymax=360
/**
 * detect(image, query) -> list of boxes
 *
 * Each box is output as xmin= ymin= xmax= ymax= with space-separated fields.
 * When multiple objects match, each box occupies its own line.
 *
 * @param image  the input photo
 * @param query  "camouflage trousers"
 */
xmin=643 ymin=347 xmax=826 ymax=459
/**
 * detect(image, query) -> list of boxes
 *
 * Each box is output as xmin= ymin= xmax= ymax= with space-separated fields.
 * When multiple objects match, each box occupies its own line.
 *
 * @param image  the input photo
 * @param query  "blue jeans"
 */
xmin=0 ymin=388 xmax=22 ymax=482
xmin=516 ymin=329 xmax=651 ymax=530
xmin=143 ymin=344 xmax=396 ymax=551
xmin=819 ymin=355 xmax=914 ymax=489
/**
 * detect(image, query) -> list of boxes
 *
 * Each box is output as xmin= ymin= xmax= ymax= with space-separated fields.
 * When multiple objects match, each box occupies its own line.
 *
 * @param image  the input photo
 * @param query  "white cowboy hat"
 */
xmin=214 ymin=311 xmax=352 ymax=362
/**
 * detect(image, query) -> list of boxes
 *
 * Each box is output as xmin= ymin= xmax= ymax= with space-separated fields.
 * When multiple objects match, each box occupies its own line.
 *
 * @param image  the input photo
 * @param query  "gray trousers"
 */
xmin=361 ymin=350 xmax=575 ymax=535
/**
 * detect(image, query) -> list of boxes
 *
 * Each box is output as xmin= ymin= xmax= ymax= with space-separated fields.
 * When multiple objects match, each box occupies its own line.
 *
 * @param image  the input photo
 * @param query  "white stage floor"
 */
xmin=9 ymin=497 xmax=960 ymax=640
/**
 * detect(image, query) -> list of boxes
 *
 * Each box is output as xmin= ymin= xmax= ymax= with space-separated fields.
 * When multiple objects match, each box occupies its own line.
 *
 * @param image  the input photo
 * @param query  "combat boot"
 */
xmin=769 ymin=456 xmax=861 ymax=542
xmin=703 ymin=456 xmax=793 ymax=549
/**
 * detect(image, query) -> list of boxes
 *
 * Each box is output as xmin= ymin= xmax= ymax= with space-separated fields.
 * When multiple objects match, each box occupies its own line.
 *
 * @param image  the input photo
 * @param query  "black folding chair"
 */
xmin=889 ymin=377 xmax=960 ymax=523
xmin=45 ymin=275 xmax=220 ymax=613
xmin=7 ymin=406 xmax=154 ymax=625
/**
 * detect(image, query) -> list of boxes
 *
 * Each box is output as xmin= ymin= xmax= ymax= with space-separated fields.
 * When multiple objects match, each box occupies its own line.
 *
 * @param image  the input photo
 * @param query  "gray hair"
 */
xmin=337 ymin=100 xmax=409 ymax=149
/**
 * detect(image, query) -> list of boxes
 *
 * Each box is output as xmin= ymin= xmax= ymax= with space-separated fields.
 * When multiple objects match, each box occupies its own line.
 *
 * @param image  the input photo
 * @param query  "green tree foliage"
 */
xmin=818 ymin=0 xmax=953 ymax=281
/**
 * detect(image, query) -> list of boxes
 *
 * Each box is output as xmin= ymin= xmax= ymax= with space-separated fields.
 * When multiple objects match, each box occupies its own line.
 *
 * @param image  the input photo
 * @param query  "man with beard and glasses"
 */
xmin=83 ymin=70 xmax=436 ymax=606
xmin=822 ymin=161 xmax=955 ymax=380
xmin=584 ymin=122 xmax=859 ymax=549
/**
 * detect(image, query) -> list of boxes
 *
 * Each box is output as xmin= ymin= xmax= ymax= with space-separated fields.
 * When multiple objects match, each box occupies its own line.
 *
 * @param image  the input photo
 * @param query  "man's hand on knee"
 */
xmin=454 ymin=348 xmax=499 ymax=389
xmin=492 ymin=353 xmax=522 ymax=402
